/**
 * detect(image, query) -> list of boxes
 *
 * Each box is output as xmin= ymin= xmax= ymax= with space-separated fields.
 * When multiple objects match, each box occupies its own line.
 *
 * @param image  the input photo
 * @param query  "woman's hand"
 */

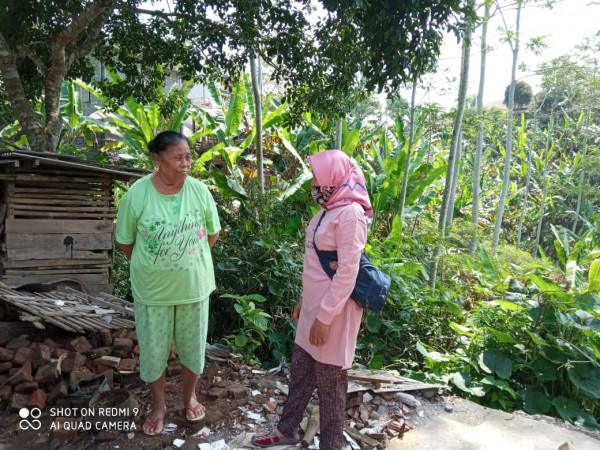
xmin=309 ymin=319 xmax=330 ymax=346
xmin=293 ymin=299 xmax=303 ymax=324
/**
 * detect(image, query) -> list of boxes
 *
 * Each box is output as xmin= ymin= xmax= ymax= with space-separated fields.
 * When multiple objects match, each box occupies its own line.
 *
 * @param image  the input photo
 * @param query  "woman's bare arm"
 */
xmin=117 ymin=242 xmax=134 ymax=260
xmin=208 ymin=233 xmax=219 ymax=249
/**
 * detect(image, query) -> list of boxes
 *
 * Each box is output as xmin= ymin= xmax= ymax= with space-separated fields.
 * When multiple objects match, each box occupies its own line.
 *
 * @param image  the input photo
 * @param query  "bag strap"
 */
xmin=312 ymin=210 xmax=327 ymax=255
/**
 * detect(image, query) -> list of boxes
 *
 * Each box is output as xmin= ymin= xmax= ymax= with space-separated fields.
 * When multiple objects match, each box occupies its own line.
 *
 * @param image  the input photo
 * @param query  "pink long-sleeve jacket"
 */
xmin=295 ymin=202 xmax=367 ymax=369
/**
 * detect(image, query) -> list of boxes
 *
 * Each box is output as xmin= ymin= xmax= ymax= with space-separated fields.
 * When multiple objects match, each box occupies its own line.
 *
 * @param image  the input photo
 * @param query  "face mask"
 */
xmin=311 ymin=186 xmax=336 ymax=206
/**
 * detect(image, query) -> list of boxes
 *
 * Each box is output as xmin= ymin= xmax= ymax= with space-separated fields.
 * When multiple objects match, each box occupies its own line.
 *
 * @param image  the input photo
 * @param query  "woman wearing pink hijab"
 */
xmin=252 ymin=150 xmax=372 ymax=449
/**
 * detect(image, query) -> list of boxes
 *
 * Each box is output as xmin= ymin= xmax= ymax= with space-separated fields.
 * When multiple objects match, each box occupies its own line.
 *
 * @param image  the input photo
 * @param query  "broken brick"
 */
xmin=69 ymin=370 xmax=96 ymax=391
xmin=6 ymin=336 xmax=30 ymax=351
xmin=9 ymin=361 xmax=33 ymax=385
xmin=99 ymin=329 xmax=112 ymax=347
xmin=117 ymin=358 xmax=137 ymax=372
xmin=126 ymin=330 xmax=137 ymax=342
xmin=10 ymin=393 xmax=30 ymax=412
xmin=111 ymin=338 xmax=133 ymax=357
xmin=208 ymin=386 xmax=229 ymax=399
xmin=47 ymin=379 xmax=69 ymax=404
xmin=14 ymin=381 xmax=38 ymax=394
xmin=99 ymin=369 xmax=114 ymax=388
xmin=0 ymin=347 xmax=14 ymax=362
xmin=93 ymin=363 xmax=112 ymax=374
xmin=113 ymin=329 xmax=128 ymax=339
xmin=61 ymin=353 xmax=87 ymax=374
xmin=66 ymin=336 xmax=91 ymax=353
xmin=378 ymin=391 xmax=395 ymax=401
xmin=228 ymin=383 xmax=249 ymax=399
xmin=28 ymin=389 xmax=47 ymax=410
xmin=90 ymin=347 xmax=112 ymax=357
xmin=44 ymin=337 xmax=60 ymax=349
xmin=0 ymin=361 xmax=12 ymax=373
xmin=32 ymin=344 xmax=52 ymax=370
xmin=263 ymin=400 xmax=277 ymax=414
xmin=52 ymin=348 xmax=70 ymax=359
xmin=346 ymin=392 xmax=364 ymax=409
xmin=0 ymin=385 xmax=13 ymax=400
xmin=93 ymin=355 xmax=120 ymax=369
xmin=12 ymin=347 xmax=34 ymax=366
xmin=34 ymin=361 xmax=60 ymax=387
xmin=51 ymin=417 xmax=80 ymax=439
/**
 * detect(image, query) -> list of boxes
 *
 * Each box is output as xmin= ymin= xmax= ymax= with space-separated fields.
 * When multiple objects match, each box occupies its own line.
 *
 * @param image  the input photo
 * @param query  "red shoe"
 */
xmin=251 ymin=429 xmax=299 ymax=447
xmin=143 ymin=413 xmax=165 ymax=437
xmin=185 ymin=403 xmax=206 ymax=423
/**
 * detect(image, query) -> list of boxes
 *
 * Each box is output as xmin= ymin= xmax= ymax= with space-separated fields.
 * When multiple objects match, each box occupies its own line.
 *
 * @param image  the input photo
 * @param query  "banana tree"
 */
xmin=76 ymin=68 xmax=194 ymax=168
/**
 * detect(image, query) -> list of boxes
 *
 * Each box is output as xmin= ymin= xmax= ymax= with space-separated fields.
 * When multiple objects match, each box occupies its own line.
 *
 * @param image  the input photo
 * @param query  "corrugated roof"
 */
xmin=0 ymin=150 xmax=148 ymax=180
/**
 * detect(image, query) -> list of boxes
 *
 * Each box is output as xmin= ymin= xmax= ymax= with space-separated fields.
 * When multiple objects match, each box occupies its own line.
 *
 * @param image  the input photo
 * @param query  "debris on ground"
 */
xmin=0 ymin=282 xmax=135 ymax=333
xmin=1 ymin=299 xmax=453 ymax=450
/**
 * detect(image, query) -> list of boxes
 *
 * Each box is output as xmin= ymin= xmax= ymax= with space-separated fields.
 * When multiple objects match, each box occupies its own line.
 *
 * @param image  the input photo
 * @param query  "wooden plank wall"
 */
xmin=0 ymin=165 xmax=115 ymax=294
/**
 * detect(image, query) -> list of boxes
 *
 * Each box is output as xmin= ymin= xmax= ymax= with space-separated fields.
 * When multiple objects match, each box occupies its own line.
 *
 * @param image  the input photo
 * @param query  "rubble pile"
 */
xmin=0 ymin=323 xmax=448 ymax=449
xmin=0 ymin=324 xmax=141 ymax=416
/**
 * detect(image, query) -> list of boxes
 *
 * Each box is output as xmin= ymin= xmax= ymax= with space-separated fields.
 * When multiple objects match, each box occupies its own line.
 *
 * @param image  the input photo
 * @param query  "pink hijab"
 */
xmin=307 ymin=150 xmax=373 ymax=218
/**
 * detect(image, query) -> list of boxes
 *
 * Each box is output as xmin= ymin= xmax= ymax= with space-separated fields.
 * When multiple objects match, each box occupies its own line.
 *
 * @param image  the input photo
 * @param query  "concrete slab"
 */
xmin=390 ymin=397 xmax=599 ymax=450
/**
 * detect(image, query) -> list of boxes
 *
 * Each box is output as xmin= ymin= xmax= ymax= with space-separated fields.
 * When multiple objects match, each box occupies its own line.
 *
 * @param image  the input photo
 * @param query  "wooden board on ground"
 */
xmin=347 ymin=368 xmax=445 ymax=394
xmin=348 ymin=368 xmax=397 ymax=387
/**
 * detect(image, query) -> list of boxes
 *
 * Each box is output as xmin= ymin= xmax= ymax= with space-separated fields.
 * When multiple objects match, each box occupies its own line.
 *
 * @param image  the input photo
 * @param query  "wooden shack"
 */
xmin=0 ymin=150 xmax=145 ymax=294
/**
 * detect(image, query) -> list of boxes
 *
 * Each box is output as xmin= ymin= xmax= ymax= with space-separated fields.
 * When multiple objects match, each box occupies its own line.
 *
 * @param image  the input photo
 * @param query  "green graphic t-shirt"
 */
xmin=115 ymin=174 xmax=221 ymax=305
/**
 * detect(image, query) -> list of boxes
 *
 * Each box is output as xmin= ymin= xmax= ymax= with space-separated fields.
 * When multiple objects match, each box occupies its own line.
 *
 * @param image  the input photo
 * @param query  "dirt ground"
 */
xmin=1 ymin=321 xmax=598 ymax=450
xmin=0 ymin=359 xmax=287 ymax=450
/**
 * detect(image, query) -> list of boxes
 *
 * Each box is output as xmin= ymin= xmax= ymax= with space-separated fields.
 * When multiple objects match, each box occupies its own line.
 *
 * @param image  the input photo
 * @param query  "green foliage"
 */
xmin=0 ymin=0 xmax=475 ymax=150
xmin=20 ymin=48 xmax=597 ymax=430
xmin=77 ymin=71 xmax=194 ymax=167
xmin=220 ymin=293 xmax=271 ymax=363
xmin=504 ymin=81 xmax=533 ymax=109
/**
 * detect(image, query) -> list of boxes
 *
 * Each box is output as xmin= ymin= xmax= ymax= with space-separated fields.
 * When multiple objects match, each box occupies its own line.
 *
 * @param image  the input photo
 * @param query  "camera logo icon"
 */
xmin=19 ymin=407 xmax=42 ymax=430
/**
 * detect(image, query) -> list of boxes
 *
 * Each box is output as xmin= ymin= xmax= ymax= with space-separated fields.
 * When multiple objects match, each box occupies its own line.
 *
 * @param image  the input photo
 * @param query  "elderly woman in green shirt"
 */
xmin=116 ymin=131 xmax=220 ymax=436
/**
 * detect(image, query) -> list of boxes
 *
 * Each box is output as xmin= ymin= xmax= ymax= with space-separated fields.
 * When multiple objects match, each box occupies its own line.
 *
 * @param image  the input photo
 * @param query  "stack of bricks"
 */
xmin=0 ymin=328 xmax=139 ymax=413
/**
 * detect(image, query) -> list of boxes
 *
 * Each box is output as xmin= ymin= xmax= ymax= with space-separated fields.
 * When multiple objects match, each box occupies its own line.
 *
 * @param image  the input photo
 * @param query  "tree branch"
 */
xmin=16 ymin=44 xmax=48 ymax=73
xmin=53 ymin=0 xmax=116 ymax=49
xmin=45 ymin=0 xmax=117 ymax=149
xmin=119 ymin=3 xmax=244 ymax=41
xmin=0 ymin=136 xmax=27 ymax=150
xmin=67 ymin=6 xmax=114 ymax=63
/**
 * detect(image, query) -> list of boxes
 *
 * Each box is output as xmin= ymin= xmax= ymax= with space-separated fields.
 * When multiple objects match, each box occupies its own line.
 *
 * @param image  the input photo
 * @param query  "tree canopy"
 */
xmin=0 ymin=0 xmax=475 ymax=152
xmin=504 ymin=81 xmax=532 ymax=109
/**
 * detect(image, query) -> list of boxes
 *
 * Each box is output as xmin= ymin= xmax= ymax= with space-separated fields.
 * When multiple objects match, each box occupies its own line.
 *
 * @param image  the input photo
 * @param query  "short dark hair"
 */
xmin=148 ymin=131 xmax=190 ymax=154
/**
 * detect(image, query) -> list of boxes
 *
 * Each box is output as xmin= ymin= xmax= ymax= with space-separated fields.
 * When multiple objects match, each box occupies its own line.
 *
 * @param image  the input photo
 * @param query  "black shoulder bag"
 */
xmin=312 ymin=210 xmax=390 ymax=312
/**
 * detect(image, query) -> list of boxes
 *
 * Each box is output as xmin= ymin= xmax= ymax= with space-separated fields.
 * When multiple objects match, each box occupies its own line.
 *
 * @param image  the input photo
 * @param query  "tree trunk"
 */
xmin=398 ymin=82 xmax=418 ymax=220
xmin=469 ymin=2 xmax=490 ymax=255
xmin=250 ymin=55 xmax=264 ymax=193
xmin=533 ymin=117 xmax=553 ymax=258
xmin=516 ymin=116 xmax=538 ymax=246
xmin=492 ymin=0 xmax=521 ymax=253
xmin=335 ymin=118 xmax=343 ymax=150
xmin=430 ymin=3 xmax=473 ymax=287
xmin=0 ymin=0 xmax=114 ymax=152
xmin=572 ymin=111 xmax=590 ymax=233
xmin=446 ymin=131 xmax=463 ymax=227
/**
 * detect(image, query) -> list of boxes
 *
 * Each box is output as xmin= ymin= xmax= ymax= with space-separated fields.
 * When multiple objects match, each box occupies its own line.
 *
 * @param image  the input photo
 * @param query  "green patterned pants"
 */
xmin=134 ymin=298 xmax=209 ymax=382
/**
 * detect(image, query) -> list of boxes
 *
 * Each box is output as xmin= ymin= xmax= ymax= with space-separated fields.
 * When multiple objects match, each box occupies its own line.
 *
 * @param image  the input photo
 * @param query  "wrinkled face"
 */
xmin=154 ymin=140 xmax=192 ymax=180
